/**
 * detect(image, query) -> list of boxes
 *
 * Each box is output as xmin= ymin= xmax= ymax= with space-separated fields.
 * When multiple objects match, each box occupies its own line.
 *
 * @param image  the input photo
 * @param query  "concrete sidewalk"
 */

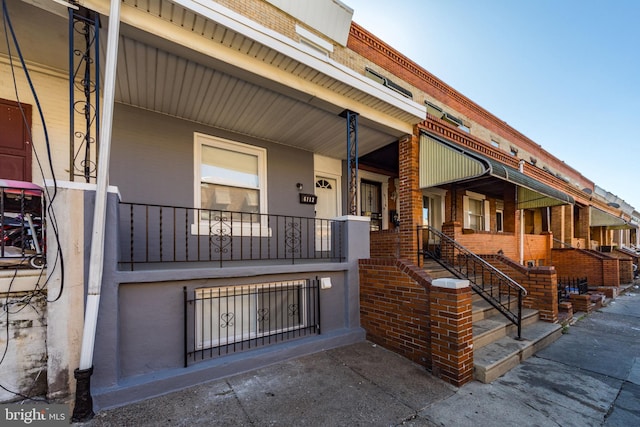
xmin=82 ymin=287 xmax=640 ymax=427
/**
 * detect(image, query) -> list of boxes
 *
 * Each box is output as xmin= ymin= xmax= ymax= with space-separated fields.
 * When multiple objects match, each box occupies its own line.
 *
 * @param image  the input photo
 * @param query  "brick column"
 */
xmin=429 ymin=278 xmax=473 ymax=386
xmin=523 ymin=266 xmax=558 ymax=323
xmin=398 ymin=133 xmax=421 ymax=263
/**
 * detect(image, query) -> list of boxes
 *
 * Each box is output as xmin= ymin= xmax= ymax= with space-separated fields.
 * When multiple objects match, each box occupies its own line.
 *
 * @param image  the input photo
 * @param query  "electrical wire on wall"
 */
xmin=1 ymin=0 xmax=65 ymax=402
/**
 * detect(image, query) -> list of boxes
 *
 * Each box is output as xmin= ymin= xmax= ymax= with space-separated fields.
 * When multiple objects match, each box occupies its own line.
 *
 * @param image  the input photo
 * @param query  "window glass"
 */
xmin=196 ymin=134 xmax=266 ymax=222
xmin=468 ymin=198 xmax=484 ymax=231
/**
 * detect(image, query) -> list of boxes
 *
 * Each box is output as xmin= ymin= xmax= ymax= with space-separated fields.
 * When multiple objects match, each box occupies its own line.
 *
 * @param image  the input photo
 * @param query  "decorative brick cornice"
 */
xmin=348 ymin=22 xmax=592 ymax=190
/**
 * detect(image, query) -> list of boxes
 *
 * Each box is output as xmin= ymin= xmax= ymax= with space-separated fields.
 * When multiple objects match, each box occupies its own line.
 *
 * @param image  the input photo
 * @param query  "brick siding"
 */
xmin=552 ymin=248 xmax=620 ymax=287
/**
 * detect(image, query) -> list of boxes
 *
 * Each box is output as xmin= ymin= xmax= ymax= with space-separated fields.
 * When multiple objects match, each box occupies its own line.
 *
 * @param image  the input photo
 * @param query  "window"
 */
xmin=491 ymin=140 xmax=500 ymax=149
xmin=496 ymin=200 xmax=504 ymax=232
xmin=195 ymin=133 xmax=267 ymax=226
xmin=468 ymin=198 xmax=484 ymax=231
xmin=194 ymin=281 xmax=309 ymax=349
xmin=463 ymin=192 xmax=490 ymax=231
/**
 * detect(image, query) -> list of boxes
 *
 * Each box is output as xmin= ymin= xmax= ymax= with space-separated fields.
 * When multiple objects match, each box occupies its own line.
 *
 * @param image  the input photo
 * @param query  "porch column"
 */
xmin=342 ymin=110 xmax=359 ymax=216
xmin=398 ymin=133 xmax=421 ymax=263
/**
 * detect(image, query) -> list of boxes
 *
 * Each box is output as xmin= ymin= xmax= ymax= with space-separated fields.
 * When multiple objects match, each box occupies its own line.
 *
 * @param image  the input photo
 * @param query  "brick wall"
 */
xmin=481 ymin=255 xmax=558 ymax=322
xmin=369 ymin=229 xmax=400 ymax=259
xmin=359 ymin=258 xmax=474 ymax=386
xmin=359 ymin=259 xmax=432 ymax=367
xmin=552 ymin=248 xmax=620 ymax=287
xmin=398 ymin=135 xmax=421 ymax=263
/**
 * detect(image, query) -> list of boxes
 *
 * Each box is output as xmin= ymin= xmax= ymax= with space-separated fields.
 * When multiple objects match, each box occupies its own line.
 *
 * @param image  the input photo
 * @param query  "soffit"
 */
xmin=88 ymin=0 xmax=425 ymax=158
xmin=589 ymin=207 xmax=634 ymax=229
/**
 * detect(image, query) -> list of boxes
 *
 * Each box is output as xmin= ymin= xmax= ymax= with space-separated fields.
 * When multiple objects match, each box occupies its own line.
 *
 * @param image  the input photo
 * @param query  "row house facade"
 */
xmin=0 ymin=0 xmax=637 ymax=418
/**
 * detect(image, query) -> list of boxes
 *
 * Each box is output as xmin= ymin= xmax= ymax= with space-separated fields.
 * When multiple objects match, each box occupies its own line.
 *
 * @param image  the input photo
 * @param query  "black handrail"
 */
xmin=417 ymin=225 xmax=526 ymax=340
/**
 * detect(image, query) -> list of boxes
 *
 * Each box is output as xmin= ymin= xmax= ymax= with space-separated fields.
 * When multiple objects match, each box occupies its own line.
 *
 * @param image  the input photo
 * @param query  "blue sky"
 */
xmin=345 ymin=0 xmax=640 ymax=211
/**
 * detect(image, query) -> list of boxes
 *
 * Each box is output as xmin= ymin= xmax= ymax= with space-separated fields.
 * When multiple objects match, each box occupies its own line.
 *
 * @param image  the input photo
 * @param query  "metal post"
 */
xmin=342 ymin=110 xmax=359 ymax=216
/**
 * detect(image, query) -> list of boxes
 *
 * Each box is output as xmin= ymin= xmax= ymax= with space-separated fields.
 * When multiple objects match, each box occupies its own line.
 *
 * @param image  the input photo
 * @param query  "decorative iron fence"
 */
xmin=184 ymin=279 xmax=320 ymax=365
xmin=418 ymin=225 xmax=526 ymax=339
xmin=119 ymin=202 xmax=345 ymax=269
xmin=558 ymin=276 xmax=588 ymax=301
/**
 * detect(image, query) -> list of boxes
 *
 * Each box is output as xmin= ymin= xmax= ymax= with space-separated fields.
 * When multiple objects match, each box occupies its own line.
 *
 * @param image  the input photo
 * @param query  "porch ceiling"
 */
xmin=589 ymin=207 xmax=634 ymax=229
xmin=94 ymin=0 xmax=423 ymax=160
xmin=7 ymin=0 xmax=422 ymax=161
xmin=108 ymin=30 xmax=401 ymax=160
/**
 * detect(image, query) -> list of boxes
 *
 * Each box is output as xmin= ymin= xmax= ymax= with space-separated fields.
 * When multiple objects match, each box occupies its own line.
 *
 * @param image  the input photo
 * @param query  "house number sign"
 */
xmin=299 ymin=193 xmax=317 ymax=204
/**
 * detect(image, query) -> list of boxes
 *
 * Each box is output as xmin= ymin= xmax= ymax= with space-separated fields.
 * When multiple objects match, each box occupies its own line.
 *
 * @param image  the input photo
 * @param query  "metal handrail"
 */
xmin=418 ymin=225 xmax=526 ymax=339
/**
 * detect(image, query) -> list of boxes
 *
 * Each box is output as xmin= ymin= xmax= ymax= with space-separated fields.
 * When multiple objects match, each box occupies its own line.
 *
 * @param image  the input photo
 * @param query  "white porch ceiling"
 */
xmin=109 ymin=32 xmax=398 ymax=159
xmin=95 ymin=0 xmax=422 ymax=160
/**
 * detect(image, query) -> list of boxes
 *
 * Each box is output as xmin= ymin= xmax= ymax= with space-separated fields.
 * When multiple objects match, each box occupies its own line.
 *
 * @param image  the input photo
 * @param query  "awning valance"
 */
xmin=589 ymin=207 xmax=635 ymax=229
xmin=419 ymin=133 xmax=574 ymax=209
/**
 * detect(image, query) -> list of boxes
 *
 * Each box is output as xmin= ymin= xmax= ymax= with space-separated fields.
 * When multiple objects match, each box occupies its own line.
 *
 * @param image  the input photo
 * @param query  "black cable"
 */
xmin=2 ymin=0 xmax=65 ymax=302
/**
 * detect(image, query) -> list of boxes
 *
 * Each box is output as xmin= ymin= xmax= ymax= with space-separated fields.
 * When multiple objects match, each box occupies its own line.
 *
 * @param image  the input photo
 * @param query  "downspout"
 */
xmin=72 ymin=0 xmax=121 ymax=421
xmin=519 ymin=160 xmax=525 ymax=265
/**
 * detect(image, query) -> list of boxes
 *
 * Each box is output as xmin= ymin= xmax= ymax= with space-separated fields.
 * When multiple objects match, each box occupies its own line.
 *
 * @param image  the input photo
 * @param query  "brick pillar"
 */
xmin=576 ymin=206 xmax=590 ymax=247
xmin=429 ymin=278 xmax=473 ymax=387
xmin=398 ymin=133 xmax=421 ymax=263
xmin=523 ymin=266 xmax=558 ymax=323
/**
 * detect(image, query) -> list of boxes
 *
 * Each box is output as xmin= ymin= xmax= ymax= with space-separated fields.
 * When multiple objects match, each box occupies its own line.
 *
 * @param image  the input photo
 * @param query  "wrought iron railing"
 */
xmin=184 ymin=279 xmax=320 ymax=365
xmin=418 ymin=225 xmax=526 ymax=339
xmin=119 ymin=202 xmax=345 ymax=269
xmin=558 ymin=276 xmax=588 ymax=301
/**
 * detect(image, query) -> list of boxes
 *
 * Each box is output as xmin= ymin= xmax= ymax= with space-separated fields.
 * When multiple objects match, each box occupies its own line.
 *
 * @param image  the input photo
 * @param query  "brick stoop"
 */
xmin=471 ymin=300 xmax=562 ymax=383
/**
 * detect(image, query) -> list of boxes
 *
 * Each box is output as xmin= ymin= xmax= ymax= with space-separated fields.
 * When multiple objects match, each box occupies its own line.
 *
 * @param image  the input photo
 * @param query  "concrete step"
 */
xmin=472 ymin=297 xmax=521 ymax=322
xmin=473 ymin=309 xmax=539 ymax=350
xmin=473 ymin=321 xmax=563 ymax=383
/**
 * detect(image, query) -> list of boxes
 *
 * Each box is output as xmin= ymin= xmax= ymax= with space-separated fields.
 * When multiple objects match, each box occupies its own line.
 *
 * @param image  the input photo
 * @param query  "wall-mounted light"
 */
xmin=296 ymin=183 xmax=303 ymax=191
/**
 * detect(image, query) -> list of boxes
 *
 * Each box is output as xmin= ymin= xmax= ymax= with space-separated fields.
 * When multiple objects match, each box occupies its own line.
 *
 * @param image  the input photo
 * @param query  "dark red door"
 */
xmin=0 ymin=98 xmax=32 ymax=181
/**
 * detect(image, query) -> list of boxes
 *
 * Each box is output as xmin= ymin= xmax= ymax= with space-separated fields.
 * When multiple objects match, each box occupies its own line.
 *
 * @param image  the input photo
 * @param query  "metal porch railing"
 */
xmin=558 ymin=276 xmax=588 ymax=301
xmin=418 ymin=225 xmax=527 ymax=339
xmin=119 ymin=202 xmax=345 ymax=269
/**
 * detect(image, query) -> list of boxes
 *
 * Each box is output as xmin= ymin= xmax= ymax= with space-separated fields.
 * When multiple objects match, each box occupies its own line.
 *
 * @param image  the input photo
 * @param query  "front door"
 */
xmin=315 ymin=176 xmax=338 ymax=251
xmin=0 ymin=99 xmax=32 ymax=181
xmin=361 ymin=180 xmax=382 ymax=231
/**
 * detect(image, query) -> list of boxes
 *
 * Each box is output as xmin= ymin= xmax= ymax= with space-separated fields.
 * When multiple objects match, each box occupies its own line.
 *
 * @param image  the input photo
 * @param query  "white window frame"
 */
xmin=194 ymin=280 xmax=309 ymax=350
xmin=463 ymin=191 xmax=490 ymax=231
xmin=193 ymin=133 xmax=269 ymax=235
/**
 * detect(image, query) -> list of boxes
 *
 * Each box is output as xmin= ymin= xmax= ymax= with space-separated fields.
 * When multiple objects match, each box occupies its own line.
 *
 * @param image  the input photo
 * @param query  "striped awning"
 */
xmin=589 ymin=207 xmax=635 ymax=229
xmin=419 ymin=133 xmax=574 ymax=209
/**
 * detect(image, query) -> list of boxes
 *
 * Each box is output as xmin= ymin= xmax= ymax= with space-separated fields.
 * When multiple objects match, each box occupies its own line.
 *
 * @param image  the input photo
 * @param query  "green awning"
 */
xmin=419 ymin=133 xmax=574 ymax=209
xmin=589 ymin=207 xmax=635 ymax=229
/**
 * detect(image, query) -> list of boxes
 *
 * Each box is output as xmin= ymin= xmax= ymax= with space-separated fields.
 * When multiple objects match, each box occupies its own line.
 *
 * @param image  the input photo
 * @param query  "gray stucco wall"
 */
xmin=86 ymin=173 xmax=368 ymax=411
xmin=110 ymin=103 xmax=315 ymax=218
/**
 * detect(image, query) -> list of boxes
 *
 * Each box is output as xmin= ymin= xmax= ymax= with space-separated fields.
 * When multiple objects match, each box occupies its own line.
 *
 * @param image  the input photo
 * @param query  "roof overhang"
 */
xmin=589 ymin=207 xmax=635 ymax=230
xmin=419 ymin=133 xmax=574 ymax=209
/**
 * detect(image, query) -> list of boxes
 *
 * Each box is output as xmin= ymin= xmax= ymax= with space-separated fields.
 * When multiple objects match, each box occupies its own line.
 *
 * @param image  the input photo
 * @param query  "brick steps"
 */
xmin=472 ymin=301 xmax=562 ymax=383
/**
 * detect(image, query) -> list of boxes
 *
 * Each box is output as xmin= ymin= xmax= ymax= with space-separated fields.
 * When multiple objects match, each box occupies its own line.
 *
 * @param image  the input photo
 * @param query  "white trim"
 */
xmin=335 ymin=215 xmax=370 ymax=222
xmin=432 ymin=278 xmax=470 ymax=289
xmin=194 ymin=132 xmax=268 ymax=215
xmin=44 ymin=179 xmax=120 ymax=197
xmin=296 ymin=24 xmax=334 ymax=54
